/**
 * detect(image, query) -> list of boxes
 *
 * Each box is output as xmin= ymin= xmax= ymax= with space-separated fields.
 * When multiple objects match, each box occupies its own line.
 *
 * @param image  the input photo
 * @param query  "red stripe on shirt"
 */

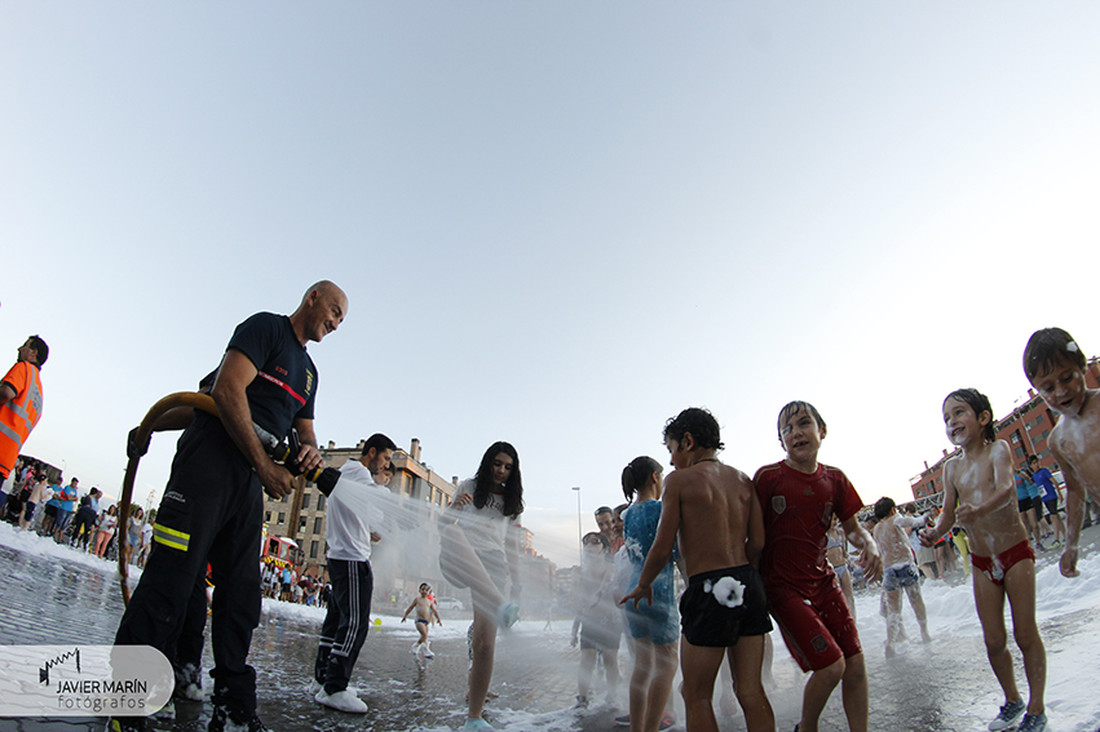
xmin=257 ymin=370 xmax=306 ymax=406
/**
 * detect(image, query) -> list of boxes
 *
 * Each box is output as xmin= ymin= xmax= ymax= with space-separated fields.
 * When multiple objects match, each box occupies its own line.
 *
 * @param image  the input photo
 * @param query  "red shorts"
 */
xmin=768 ymin=579 xmax=861 ymax=672
xmin=971 ymin=540 xmax=1035 ymax=586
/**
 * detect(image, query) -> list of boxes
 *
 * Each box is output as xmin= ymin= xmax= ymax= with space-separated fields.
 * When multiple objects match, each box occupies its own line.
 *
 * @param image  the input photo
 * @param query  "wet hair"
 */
xmin=943 ymin=388 xmax=996 ymax=443
xmin=1024 ymin=328 xmax=1087 ymax=381
xmin=361 ymin=433 xmax=397 ymax=456
xmin=874 ymin=497 xmax=896 ymax=520
xmin=663 ymin=408 xmax=724 ymax=451
xmin=473 ymin=441 xmax=523 ymax=519
xmin=582 ymin=531 xmax=609 ymax=549
xmin=621 ymin=456 xmax=662 ymax=503
xmin=1028 ymin=455 xmax=1039 ymax=465
xmin=419 ymin=582 xmax=430 ymax=592
xmin=776 ymin=401 xmax=826 ymax=443
xmin=26 ymin=335 xmax=48 ymax=367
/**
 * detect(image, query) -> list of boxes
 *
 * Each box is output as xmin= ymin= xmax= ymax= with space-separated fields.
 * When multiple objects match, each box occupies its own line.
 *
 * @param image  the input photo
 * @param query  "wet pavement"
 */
xmin=2 ymin=526 xmax=1100 ymax=732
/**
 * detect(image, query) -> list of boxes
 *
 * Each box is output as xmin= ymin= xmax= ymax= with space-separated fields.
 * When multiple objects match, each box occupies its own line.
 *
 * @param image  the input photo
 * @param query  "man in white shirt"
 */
xmin=310 ymin=433 xmax=396 ymax=714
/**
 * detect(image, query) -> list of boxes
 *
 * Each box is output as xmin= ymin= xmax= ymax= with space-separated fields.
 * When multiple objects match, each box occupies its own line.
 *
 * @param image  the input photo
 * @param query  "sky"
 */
xmin=3 ymin=2 xmax=1100 ymax=568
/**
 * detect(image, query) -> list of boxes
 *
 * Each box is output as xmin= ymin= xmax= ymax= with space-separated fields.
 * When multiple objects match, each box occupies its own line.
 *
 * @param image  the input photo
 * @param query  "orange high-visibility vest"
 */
xmin=0 ymin=361 xmax=44 ymax=479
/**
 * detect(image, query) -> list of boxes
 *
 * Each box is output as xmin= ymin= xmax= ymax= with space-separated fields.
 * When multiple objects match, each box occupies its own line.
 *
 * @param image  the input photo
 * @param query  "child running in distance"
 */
xmin=616 ymin=456 xmax=680 ymax=732
xmin=623 ymin=407 xmax=775 ymax=732
xmin=1023 ymin=327 xmax=1100 ymax=578
xmin=871 ymin=497 xmax=931 ymax=658
xmin=439 ymin=442 xmax=524 ymax=732
xmin=754 ymin=401 xmax=882 ymax=732
xmin=571 ymin=532 xmax=621 ymax=709
xmin=402 ymin=583 xmax=442 ymax=659
xmin=921 ymin=388 xmax=1046 ymax=732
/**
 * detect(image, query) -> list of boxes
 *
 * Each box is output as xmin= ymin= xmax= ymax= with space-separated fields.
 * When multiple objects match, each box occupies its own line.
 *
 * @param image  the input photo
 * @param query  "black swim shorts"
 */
xmin=679 ymin=565 xmax=772 ymax=647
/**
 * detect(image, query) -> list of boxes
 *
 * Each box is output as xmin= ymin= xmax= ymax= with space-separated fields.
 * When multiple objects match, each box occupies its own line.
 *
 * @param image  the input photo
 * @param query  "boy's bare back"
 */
xmin=665 ymin=461 xmax=762 ymax=577
xmin=944 ymin=440 xmax=1027 ymax=556
xmin=873 ymin=514 xmax=923 ymax=567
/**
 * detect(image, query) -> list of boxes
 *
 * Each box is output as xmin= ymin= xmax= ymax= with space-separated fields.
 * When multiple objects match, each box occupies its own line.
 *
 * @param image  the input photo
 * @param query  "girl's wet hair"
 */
xmin=663 ymin=408 xmax=724 ymax=451
xmin=621 ymin=456 xmax=662 ymax=503
xmin=776 ymin=401 xmax=826 ymax=442
xmin=1024 ymin=327 xmax=1087 ymax=381
xmin=944 ymin=388 xmax=996 ymax=443
xmin=473 ymin=441 xmax=524 ymax=519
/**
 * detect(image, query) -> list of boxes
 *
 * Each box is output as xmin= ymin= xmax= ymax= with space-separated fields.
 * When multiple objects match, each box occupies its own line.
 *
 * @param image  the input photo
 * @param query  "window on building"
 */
xmin=302 ymin=493 xmax=310 ymax=509
xmin=277 ymin=512 xmax=285 ymax=524
xmin=1014 ymin=446 xmax=1025 ymax=458
xmin=310 ymin=541 xmax=318 ymax=559
xmin=299 ymin=517 xmax=307 ymax=530
xmin=265 ymin=511 xmax=271 ymax=522
xmin=317 ymin=494 xmax=326 ymax=511
xmin=314 ymin=517 xmax=323 ymax=534
xmin=281 ymin=494 xmax=289 ymax=503
xmin=1010 ymin=432 xmax=1020 ymax=444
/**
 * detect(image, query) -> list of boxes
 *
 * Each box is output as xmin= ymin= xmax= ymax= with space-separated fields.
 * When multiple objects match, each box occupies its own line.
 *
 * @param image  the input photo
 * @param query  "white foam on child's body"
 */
xmin=704 ymin=576 xmax=745 ymax=608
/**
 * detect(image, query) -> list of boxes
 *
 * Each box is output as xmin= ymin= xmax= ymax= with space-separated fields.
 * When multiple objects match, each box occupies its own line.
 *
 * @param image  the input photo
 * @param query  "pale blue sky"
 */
xmin=3 ymin=3 xmax=1099 ymax=566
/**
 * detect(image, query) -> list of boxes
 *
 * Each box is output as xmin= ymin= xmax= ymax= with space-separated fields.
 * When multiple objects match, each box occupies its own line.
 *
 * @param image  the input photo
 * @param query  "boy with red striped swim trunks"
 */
xmin=922 ymin=388 xmax=1047 ymax=732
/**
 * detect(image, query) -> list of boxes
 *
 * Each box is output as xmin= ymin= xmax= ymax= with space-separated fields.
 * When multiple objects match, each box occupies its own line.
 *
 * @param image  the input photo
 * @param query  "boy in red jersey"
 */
xmin=753 ymin=401 xmax=881 ymax=732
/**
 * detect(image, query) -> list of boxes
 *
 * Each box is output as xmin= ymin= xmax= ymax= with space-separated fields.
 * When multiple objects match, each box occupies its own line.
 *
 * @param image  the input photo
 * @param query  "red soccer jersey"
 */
xmin=753 ymin=461 xmax=864 ymax=594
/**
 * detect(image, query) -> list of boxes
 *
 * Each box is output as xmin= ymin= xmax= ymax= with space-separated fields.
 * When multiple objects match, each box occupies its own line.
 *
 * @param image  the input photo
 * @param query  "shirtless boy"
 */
xmin=622 ymin=407 xmax=774 ymax=732
xmin=871 ymin=497 xmax=931 ymax=658
xmin=1023 ymin=327 xmax=1100 ymax=578
xmin=921 ymin=388 xmax=1046 ymax=732
xmin=402 ymin=583 xmax=442 ymax=658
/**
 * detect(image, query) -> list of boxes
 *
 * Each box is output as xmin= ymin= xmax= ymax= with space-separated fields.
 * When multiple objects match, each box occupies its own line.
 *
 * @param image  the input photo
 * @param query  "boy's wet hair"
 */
xmin=621 ymin=456 xmax=662 ymax=503
xmin=663 ymin=407 xmax=724 ymax=451
xmin=582 ymin=531 xmax=609 ymax=549
xmin=944 ymin=388 xmax=996 ymax=443
xmin=874 ymin=497 xmax=896 ymax=520
xmin=1024 ymin=327 xmax=1087 ymax=380
xmin=419 ymin=582 xmax=430 ymax=592
xmin=776 ymin=401 xmax=826 ymax=442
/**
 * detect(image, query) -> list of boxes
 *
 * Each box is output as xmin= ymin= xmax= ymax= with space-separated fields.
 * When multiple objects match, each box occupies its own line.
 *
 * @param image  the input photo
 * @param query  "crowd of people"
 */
xmin=8 ymin=283 xmax=1097 ymax=732
xmin=0 ymin=461 xmax=163 ymax=565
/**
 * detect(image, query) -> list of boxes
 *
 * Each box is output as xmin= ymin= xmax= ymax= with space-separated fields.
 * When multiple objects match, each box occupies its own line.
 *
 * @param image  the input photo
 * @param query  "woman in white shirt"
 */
xmin=439 ymin=442 xmax=524 ymax=732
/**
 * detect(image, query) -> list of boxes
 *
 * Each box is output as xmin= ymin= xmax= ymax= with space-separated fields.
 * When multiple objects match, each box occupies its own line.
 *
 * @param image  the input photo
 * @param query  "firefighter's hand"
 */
xmin=258 ymin=462 xmax=296 ymax=499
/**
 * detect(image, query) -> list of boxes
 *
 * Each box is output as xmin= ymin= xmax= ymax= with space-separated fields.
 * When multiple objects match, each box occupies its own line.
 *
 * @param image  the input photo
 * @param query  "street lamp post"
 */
xmin=571 ymin=486 xmax=582 ymax=566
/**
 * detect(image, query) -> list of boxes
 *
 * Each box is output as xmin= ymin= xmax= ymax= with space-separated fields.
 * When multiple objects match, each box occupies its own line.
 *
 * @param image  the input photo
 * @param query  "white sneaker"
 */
xmin=314 ymin=688 xmax=368 ymax=714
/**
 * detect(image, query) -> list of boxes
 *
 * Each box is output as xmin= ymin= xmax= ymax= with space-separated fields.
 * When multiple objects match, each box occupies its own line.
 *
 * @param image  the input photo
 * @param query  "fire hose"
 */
xmin=116 ymin=391 xmax=340 ymax=604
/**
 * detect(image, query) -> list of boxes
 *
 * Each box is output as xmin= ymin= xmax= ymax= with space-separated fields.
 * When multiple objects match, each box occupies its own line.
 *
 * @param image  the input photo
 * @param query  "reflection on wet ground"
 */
xmin=2 ymin=528 xmax=1100 ymax=732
